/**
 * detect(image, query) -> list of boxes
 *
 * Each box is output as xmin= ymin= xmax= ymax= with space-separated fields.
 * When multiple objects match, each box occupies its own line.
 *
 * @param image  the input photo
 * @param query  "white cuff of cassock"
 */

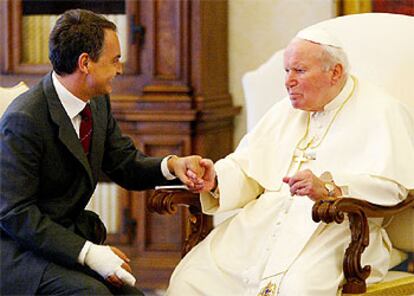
xmin=161 ymin=155 xmax=177 ymax=180
xmin=78 ymin=240 xmax=93 ymax=265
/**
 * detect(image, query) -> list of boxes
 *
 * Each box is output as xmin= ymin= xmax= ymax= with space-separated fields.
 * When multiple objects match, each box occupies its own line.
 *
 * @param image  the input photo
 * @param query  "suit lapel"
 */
xmin=42 ymin=73 xmax=94 ymax=186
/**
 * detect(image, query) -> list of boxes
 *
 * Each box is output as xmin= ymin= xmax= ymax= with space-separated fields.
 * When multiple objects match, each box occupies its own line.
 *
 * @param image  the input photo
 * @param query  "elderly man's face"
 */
xmin=283 ymin=39 xmax=335 ymax=112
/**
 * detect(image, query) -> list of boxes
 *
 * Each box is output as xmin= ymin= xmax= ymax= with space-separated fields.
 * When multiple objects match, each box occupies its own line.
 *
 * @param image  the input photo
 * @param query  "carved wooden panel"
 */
xmin=140 ymin=137 xmax=189 ymax=253
xmin=190 ymin=0 xmax=229 ymax=109
xmin=141 ymin=0 xmax=190 ymax=94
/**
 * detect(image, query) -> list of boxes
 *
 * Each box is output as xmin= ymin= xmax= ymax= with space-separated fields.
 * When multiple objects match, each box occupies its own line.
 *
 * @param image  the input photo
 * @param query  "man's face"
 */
xmin=86 ymin=29 xmax=122 ymax=96
xmin=283 ymin=39 xmax=335 ymax=112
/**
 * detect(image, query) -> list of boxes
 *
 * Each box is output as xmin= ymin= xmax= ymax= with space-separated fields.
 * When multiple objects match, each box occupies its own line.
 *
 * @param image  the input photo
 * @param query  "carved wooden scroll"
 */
xmin=148 ymin=188 xmax=212 ymax=256
xmin=312 ymin=192 xmax=414 ymax=294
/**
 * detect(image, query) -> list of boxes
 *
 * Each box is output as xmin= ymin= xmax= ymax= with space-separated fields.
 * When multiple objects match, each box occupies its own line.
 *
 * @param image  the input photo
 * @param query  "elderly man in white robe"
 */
xmin=166 ymin=28 xmax=414 ymax=296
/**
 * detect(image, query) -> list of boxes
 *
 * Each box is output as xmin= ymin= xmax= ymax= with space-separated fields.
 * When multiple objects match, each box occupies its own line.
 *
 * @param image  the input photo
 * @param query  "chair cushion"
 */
xmin=389 ymin=248 xmax=408 ymax=269
xmin=343 ymin=272 xmax=414 ymax=295
xmin=385 ymin=208 xmax=414 ymax=252
xmin=364 ymin=272 xmax=414 ymax=296
xmin=0 ymin=82 xmax=29 ymax=116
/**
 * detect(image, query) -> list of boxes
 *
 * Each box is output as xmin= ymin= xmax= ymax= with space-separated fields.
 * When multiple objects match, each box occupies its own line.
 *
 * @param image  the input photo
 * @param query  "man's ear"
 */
xmin=331 ymin=63 xmax=343 ymax=85
xmin=78 ymin=53 xmax=90 ymax=74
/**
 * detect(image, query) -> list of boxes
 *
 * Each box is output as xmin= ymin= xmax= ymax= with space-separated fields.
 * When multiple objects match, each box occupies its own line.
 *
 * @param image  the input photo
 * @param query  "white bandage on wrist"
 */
xmin=78 ymin=241 xmax=92 ymax=265
xmin=84 ymin=244 xmax=136 ymax=287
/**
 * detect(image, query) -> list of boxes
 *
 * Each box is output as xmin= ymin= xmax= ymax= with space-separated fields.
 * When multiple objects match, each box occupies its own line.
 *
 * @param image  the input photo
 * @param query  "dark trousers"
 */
xmin=36 ymin=262 xmax=144 ymax=296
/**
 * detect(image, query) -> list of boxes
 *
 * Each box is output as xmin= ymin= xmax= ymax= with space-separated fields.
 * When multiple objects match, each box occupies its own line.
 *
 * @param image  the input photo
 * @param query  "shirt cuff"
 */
xmin=161 ymin=155 xmax=177 ymax=180
xmin=78 ymin=240 xmax=92 ymax=265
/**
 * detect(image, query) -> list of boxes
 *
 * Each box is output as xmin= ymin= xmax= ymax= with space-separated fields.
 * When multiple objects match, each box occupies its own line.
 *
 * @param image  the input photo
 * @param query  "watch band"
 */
xmin=209 ymin=175 xmax=219 ymax=199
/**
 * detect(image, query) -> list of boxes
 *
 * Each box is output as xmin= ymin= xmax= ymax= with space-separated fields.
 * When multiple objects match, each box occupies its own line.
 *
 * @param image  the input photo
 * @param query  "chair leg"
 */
xmin=342 ymin=212 xmax=371 ymax=294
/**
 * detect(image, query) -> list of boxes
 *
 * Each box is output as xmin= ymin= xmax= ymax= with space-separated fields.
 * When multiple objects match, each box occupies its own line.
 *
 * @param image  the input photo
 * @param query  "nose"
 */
xmin=285 ymin=71 xmax=297 ymax=89
xmin=117 ymin=62 xmax=123 ymax=75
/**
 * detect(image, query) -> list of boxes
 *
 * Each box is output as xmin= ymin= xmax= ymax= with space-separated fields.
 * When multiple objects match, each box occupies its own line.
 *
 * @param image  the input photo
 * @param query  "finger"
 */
xmin=115 ymin=267 xmax=136 ymax=287
xmin=194 ymin=180 xmax=205 ymax=187
xmin=111 ymin=247 xmax=130 ymax=263
xmin=106 ymin=274 xmax=124 ymax=288
xmin=287 ymin=175 xmax=300 ymax=186
xmin=187 ymin=169 xmax=207 ymax=186
xmin=288 ymin=171 xmax=309 ymax=186
xmin=290 ymin=179 xmax=308 ymax=196
xmin=121 ymin=262 xmax=132 ymax=274
xmin=200 ymin=158 xmax=214 ymax=170
xmin=202 ymin=160 xmax=216 ymax=179
xmin=295 ymin=187 xmax=310 ymax=197
xmin=188 ymin=161 xmax=205 ymax=178
xmin=176 ymin=171 xmax=194 ymax=188
xmin=282 ymin=177 xmax=290 ymax=183
xmin=198 ymin=162 xmax=216 ymax=184
xmin=189 ymin=183 xmax=204 ymax=192
xmin=186 ymin=169 xmax=198 ymax=179
xmin=189 ymin=173 xmax=204 ymax=183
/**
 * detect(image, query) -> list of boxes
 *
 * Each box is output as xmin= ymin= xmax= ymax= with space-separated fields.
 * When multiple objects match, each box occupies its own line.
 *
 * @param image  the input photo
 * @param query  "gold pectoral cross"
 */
xmin=290 ymin=148 xmax=317 ymax=175
xmin=294 ymin=149 xmax=316 ymax=163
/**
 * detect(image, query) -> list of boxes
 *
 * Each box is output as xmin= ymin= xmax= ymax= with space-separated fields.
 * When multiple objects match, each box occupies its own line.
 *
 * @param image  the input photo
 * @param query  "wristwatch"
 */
xmin=324 ymin=182 xmax=336 ymax=197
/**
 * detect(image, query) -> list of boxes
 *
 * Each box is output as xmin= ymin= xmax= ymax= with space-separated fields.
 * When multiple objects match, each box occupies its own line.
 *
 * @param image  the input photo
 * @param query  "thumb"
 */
xmin=111 ymin=247 xmax=130 ymax=263
xmin=121 ymin=262 xmax=132 ymax=274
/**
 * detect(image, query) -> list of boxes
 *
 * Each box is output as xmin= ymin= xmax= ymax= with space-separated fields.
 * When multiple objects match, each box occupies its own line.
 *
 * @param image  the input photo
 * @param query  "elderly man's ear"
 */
xmin=330 ymin=63 xmax=344 ymax=85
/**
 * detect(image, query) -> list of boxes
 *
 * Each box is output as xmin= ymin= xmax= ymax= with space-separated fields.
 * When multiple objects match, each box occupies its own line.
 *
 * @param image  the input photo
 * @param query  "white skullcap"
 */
xmin=296 ymin=26 xmax=343 ymax=48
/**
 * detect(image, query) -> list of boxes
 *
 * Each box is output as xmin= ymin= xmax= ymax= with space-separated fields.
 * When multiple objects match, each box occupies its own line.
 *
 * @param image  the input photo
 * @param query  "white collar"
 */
xmin=52 ymin=71 xmax=87 ymax=119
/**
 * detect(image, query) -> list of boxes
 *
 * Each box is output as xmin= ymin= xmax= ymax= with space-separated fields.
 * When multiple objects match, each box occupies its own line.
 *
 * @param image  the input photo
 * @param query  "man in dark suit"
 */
xmin=0 ymin=9 xmax=211 ymax=295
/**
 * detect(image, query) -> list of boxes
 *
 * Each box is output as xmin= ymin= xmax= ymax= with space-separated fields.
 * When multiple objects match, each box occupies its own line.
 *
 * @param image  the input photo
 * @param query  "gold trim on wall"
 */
xmin=337 ymin=0 xmax=372 ymax=15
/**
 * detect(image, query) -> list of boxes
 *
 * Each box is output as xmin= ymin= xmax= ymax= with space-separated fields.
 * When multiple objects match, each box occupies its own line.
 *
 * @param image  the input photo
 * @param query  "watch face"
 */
xmin=325 ymin=182 xmax=335 ymax=196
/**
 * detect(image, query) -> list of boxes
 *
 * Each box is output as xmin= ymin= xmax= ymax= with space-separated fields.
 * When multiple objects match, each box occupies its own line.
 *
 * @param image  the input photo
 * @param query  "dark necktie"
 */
xmin=79 ymin=104 xmax=92 ymax=155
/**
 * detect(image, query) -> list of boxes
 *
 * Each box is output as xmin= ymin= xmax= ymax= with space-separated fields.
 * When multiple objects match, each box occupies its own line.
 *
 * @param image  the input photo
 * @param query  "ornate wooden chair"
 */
xmin=149 ymin=13 xmax=414 ymax=295
xmin=0 ymin=82 xmax=29 ymax=116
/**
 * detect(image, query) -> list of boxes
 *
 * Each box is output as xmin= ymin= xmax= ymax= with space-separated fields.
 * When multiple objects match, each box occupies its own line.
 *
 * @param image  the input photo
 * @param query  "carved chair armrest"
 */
xmin=312 ymin=192 xmax=414 ymax=294
xmin=148 ymin=188 xmax=212 ymax=256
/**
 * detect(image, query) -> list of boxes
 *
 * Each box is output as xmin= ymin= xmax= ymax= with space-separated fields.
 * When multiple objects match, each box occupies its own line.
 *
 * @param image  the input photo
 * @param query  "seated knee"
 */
xmin=278 ymin=274 xmax=312 ymax=295
xmin=77 ymin=278 xmax=112 ymax=295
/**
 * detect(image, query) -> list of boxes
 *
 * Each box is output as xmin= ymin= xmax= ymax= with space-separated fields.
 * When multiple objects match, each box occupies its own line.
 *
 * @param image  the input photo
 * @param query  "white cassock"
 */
xmin=166 ymin=76 xmax=414 ymax=296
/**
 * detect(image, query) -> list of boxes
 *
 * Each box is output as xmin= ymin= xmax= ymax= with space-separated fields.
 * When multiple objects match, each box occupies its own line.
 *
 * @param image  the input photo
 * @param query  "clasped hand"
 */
xmin=168 ymin=156 xmax=216 ymax=192
xmin=283 ymin=169 xmax=330 ymax=201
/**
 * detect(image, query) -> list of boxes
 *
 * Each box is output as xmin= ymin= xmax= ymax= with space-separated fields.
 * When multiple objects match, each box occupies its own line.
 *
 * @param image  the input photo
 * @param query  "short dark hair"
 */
xmin=49 ymin=9 xmax=117 ymax=75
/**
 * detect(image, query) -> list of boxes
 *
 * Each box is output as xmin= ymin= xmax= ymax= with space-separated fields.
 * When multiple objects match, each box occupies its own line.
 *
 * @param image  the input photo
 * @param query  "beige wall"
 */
xmin=229 ymin=0 xmax=336 ymax=145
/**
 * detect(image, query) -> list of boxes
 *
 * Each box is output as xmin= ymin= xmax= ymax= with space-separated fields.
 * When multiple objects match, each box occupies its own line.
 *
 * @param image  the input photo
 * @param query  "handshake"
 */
xmin=85 ymin=243 xmax=136 ymax=287
xmin=83 ymin=156 xmax=217 ymax=288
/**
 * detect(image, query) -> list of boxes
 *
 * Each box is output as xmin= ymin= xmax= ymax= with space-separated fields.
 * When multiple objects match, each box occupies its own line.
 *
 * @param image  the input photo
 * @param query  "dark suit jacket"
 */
xmin=0 ymin=73 xmax=168 ymax=294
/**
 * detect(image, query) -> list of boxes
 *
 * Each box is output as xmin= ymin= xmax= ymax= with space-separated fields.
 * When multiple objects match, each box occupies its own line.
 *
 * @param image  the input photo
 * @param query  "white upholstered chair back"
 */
xmin=242 ymin=13 xmax=414 ymax=254
xmin=0 ymin=82 xmax=29 ymax=116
